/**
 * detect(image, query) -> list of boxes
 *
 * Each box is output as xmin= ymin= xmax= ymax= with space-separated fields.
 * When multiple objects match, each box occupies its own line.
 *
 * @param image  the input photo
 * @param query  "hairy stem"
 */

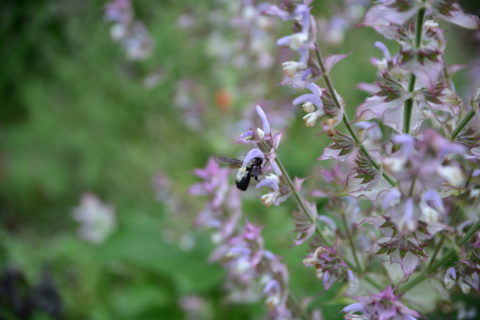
xmin=313 ymin=45 xmax=397 ymax=187
xmin=399 ymin=220 xmax=480 ymax=295
xmin=403 ymin=8 xmax=425 ymax=134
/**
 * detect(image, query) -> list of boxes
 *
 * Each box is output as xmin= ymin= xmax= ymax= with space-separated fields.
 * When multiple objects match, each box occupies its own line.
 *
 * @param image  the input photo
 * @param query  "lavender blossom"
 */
xmin=303 ymin=246 xmax=355 ymax=290
xmin=104 ymin=0 xmax=153 ymax=60
xmin=343 ymin=286 xmax=419 ymax=320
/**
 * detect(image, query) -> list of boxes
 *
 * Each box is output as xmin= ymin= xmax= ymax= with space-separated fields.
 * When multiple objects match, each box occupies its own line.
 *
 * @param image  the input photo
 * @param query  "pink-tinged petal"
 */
xmin=448 ymin=64 xmax=465 ymax=75
xmin=243 ymin=221 xmax=263 ymax=241
xmin=343 ymin=302 xmax=364 ymax=313
xmin=393 ymin=134 xmax=415 ymax=156
xmin=272 ymin=132 xmax=283 ymax=150
xmin=357 ymin=82 xmax=380 ymax=94
xmin=347 ymin=173 xmax=391 ymax=200
xmin=401 ymin=251 xmax=419 ymax=277
xmin=318 ymin=142 xmax=356 ymax=162
xmin=324 ymin=53 xmax=351 ymax=73
xmin=382 ymin=188 xmax=401 ymax=209
xmin=402 ymin=59 xmax=444 ymax=89
xmin=357 ymin=96 xmax=405 ymax=132
xmin=318 ymin=216 xmax=337 ymax=232
xmin=188 ymin=183 xmax=207 ymax=196
xmin=236 ymin=130 xmax=254 ymax=144
xmin=243 ymin=148 xmax=264 ymax=166
xmin=193 ymin=168 xmax=208 ymax=179
xmin=294 ymin=177 xmax=308 ymax=192
xmin=362 ymin=2 xmax=418 ymax=38
xmin=401 ymin=198 xmax=415 ymax=231
xmin=257 ymin=4 xmax=290 ymax=20
xmin=271 ymin=161 xmax=282 ymax=176
xmin=256 ymin=105 xmax=271 ymax=134
xmin=435 ymin=3 xmax=480 ymax=30
xmin=422 ymin=189 xmax=444 ymax=212
xmin=293 ymin=224 xmax=315 ymax=246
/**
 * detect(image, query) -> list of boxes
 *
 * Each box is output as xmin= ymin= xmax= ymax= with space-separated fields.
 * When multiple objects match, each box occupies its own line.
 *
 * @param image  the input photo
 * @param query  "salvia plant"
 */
xmin=188 ymin=0 xmax=480 ymax=319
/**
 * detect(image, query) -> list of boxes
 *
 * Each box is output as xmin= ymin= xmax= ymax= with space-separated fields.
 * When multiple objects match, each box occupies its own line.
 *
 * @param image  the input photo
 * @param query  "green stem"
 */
xmin=399 ymin=220 xmax=480 ymax=295
xmin=426 ymin=236 xmax=445 ymax=270
xmin=403 ymin=8 xmax=425 ymax=134
xmin=313 ymin=45 xmax=397 ymax=187
xmin=258 ymin=141 xmax=383 ymax=290
xmin=341 ymin=213 xmax=363 ymax=273
xmin=451 ymin=109 xmax=476 ymax=140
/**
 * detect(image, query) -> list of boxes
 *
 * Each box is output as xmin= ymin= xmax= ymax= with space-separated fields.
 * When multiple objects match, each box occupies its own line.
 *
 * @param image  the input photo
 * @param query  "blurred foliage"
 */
xmin=0 ymin=0 xmax=477 ymax=319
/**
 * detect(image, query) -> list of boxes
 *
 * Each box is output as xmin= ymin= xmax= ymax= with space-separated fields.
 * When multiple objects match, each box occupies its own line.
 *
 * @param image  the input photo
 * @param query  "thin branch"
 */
xmin=313 ymin=45 xmax=397 ymax=187
xmin=258 ymin=140 xmax=383 ymax=291
xmin=403 ymin=8 xmax=425 ymax=134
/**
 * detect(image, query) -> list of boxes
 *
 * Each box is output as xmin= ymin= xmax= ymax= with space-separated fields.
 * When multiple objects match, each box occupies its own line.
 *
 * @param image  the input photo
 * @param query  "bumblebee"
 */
xmin=216 ymin=156 xmax=264 ymax=191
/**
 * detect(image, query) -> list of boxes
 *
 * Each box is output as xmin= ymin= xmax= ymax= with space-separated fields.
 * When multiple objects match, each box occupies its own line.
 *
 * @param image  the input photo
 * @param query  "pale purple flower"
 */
xmin=363 ymin=0 xmax=480 ymax=41
xmin=444 ymin=267 xmax=457 ymax=289
xmin=343 ymin=286 xmax=419 ymax=320
xmin=104 ymin=0 xmax=153 ymax=61
xmin=291 ymin=201 xmax=319 ymax=245
xmin=293 ymin=83 xmax=323 ymax=109
xmin=189 ymin=157 xmax=229 ymax=209
xmin=104 ymin=0 xmax=132 ymax=23
xmin=256 ymin=105 xmax=271 ymax=135
xmin=303 ymin=246 xmax=352 ymax=289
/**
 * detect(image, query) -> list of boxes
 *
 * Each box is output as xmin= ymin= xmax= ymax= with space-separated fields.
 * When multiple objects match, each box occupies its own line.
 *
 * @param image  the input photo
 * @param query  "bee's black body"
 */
xmin=235 ymin=157 xmax=263 ymax=191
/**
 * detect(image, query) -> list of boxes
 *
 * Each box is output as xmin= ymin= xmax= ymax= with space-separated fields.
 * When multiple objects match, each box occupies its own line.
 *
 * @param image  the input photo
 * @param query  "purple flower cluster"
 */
xmin=343 ymin=286 xmax=419 ymax=320
xmin=190 ymin=0 xmax=480 ymax=318
xmin=303 ymin=246 xmax=355 ymax=290
xmin=104 ymin=0 xmax=153 ymax=60
xmin=189 ymin=159 xmax=301 ymax=319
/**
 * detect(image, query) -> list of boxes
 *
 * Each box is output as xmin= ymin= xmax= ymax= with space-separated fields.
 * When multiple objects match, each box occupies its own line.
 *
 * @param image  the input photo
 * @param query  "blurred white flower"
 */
xmin=72 ymin=193 xmax=116 ymax=244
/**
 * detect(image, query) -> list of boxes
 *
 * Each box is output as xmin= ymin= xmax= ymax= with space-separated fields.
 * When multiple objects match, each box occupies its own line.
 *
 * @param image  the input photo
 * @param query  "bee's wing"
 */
xmin=215 ymin=156 xmax=243 ymax=169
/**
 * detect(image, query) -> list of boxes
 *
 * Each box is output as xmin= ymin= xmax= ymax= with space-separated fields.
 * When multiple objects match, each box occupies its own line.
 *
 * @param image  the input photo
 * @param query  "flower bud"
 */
xmin=257 ymin=128 xmax=265 ymax=139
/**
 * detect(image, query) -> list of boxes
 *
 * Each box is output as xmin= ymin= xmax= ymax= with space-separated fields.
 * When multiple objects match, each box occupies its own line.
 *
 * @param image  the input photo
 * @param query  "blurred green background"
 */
xmin=0 ymin=0 xmax=478 ymax=319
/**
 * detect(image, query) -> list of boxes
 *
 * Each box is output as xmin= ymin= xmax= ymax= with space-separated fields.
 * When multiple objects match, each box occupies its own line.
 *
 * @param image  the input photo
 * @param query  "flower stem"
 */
xmin=258 ymin=141 xmax=383 ymax=290
xmin=451 ymin=109 xmax=476 ymax=140
xmin=313 ymin=45 xmax=397 ymax=187
xmin=402 ymin=8 xmax=425 ymax=134
xmin=399 ymin=220 xmax=480 ymax=295
xmin=341 ymin=213 xmax=363 ymax=273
